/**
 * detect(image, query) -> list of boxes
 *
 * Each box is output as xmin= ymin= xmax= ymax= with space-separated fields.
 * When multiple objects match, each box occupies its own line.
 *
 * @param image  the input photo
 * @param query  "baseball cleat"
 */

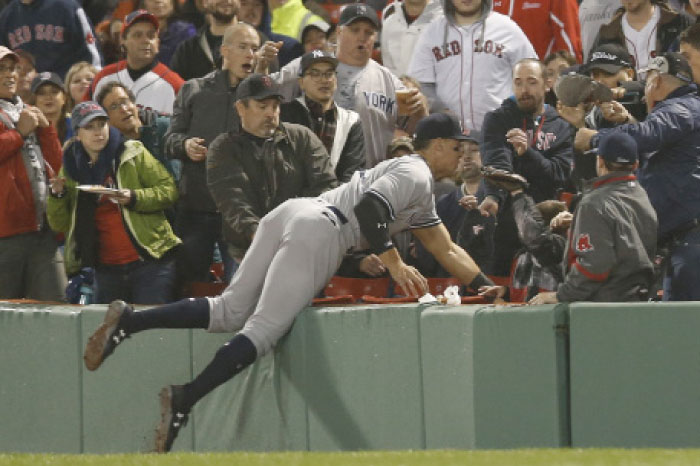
xmin=155 ymin=385 xmax=190 ymax=453
xmin=83 ymin=300 xmax=133 ymax=371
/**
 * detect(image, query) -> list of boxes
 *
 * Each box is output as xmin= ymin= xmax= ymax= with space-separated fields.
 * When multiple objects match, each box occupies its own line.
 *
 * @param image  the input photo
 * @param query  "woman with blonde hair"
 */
xmin=64 ymin=61 xmax=98 ymax=112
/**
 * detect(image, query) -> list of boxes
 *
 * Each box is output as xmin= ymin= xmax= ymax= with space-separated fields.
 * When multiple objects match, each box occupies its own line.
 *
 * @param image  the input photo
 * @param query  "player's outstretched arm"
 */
xmin=379 ymin=248 xmax=428 ymax=297
xmin=412 ymin=224 xmax=494 ymax=293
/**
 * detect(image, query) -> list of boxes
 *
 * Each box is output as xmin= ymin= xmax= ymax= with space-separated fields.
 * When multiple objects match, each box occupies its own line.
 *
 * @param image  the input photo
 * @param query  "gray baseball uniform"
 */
xmin=207 ymin=154 xmax=440 ymax=356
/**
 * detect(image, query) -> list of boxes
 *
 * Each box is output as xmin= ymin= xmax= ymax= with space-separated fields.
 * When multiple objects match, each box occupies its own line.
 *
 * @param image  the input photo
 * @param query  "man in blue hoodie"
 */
xmin=479 ymin=58 xmax=574 ymax=274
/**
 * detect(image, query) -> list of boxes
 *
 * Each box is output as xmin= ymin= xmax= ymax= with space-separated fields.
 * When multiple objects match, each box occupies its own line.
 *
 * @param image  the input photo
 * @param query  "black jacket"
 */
xmin=280 ymin=98 xmax=366 ymax=182
xmin=481 ymin=97 xmax=574 ymax=203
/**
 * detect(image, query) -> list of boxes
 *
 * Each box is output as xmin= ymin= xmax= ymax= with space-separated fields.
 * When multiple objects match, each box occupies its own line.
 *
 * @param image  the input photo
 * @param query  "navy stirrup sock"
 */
xmin=126 ymin=298 xmax=210 ymax=334
xmin=181 ymin=333 xmax=258 ymax=410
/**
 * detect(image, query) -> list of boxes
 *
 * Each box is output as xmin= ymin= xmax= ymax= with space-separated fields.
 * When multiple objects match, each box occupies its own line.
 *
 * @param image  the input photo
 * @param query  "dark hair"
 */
xmin=535 ymin=200 xmax=568 ymax=226
xmin=603 ymin=160 xmax=636 ymax=172
xmin=680 ymin=23 xmax=700 ymax=50
xmin=95 ymin=81 xmax=136 ymax=108
xmin=543 ymin=50 xmax=577 ymax=67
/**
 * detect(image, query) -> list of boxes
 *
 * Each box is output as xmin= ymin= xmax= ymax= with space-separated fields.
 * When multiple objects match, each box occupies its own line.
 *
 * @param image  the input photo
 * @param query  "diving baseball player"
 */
xmin=82 ymin=112 xmax=495 ymax=453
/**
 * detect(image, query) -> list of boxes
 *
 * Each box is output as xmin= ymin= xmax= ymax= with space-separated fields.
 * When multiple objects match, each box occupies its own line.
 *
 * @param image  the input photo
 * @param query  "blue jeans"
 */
xmin=663 ymin=229 xmax=700 ymax=301
xmin=96 ymin=256 xmax=176 ymax=304
xmin=174 ymin=210 xmax=235 ymax=283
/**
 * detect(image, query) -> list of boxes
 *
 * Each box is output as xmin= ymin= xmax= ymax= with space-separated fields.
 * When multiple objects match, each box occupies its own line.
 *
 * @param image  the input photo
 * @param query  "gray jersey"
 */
xmin=320 ymin=154 xmax=441 ymax=250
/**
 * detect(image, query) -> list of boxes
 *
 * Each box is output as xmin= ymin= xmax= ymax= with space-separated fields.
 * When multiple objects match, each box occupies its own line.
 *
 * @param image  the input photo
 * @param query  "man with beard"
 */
xmin=170 ymin=0 xmax=240 ymax=81
xmin=89 ymin=10 xmax=184 ymax=114
xmin=164 ymin=22 xmax=263 ymax=285
xmin=205 ymin=73 xmax=337 ymax=269
xmin=479 ymin=58 xmax=574 ymax=274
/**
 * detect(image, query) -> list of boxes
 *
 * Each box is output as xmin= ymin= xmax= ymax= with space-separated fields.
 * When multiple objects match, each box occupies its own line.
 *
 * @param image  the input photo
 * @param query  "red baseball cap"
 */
xmin=121 ymin=10 xmax=159 ymax=38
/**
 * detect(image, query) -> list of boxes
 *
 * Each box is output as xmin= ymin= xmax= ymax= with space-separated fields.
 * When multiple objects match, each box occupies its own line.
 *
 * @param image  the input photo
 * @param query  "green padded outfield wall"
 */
xmin=569 ymin=302 xmax=700 ymax=448
xmin=421 ymin=304 xmax=569 ymax=449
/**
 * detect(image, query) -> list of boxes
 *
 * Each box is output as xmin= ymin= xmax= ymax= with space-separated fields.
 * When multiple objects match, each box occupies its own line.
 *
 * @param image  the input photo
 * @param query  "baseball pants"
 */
xmin=207 ymin=198 xmax=353 ymax=356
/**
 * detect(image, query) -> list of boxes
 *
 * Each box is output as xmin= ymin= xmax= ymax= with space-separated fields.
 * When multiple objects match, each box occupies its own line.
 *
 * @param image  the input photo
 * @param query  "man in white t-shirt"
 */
xmin=407 ymin=0 xmax=537 ymax=132
xmin=592 ymin=0 xmax=689 ymax=76
xmin=579 ymin=0 xmax=622 ymax=62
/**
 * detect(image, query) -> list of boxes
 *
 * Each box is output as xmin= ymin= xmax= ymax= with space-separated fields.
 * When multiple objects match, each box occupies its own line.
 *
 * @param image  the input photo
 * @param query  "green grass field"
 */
xmin=3 ymin=450 xmax=700 ymax=466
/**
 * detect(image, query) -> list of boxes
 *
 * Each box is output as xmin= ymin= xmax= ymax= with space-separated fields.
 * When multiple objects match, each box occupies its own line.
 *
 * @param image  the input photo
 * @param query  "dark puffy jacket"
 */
xmin=481 ymin=97 xmax=574 ymax=203
xmin=206 ymin=123 xmax=337 ymax=258
xmin=164 ymin=69 xmax=240 ymax=213
xmin=592 ymin=1 xmax=690 ymax=60
xmin=594 ymin=85 xmax=700 ymax=238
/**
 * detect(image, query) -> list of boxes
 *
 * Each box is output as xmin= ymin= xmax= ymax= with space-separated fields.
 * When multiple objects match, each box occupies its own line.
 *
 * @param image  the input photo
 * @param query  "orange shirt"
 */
xmin=95 ymin=196 xmax=140 ymax=265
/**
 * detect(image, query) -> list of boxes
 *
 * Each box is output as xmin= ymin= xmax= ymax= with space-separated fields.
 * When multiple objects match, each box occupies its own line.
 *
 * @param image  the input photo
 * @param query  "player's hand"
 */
xmin=556 ymin=101 xmax=586 ymax=129
xmin=185 ymin=137 xmax=207 ymax=162
xmin=16 ymin=107 xmax=39 ymax=136
xmin=478 ymin=196 xmax=499 ymax=217
xmin=506 ymin=128 xmax=528 ymax=156
xmin=574 ymin=128 xmax=597 ymax=152
xmin=388 ymin=262 xmax=428 ymax=297
xmin=550 ymin=211 xmax=573 ymax=230
xmin=359 ymin=254 xmax=386 ymax=277
xmin=405 ymin=88 xmax=429 ymax=118
xmin=528 ymin=291 xmax=559 ymax=305
xmin=458 ymin=194 xmax=478 ymax=210
xmin=49 ymin=176 xmax=66 ymax=196
xmin=599 ymin=100 xmax=631 ymax=124
xmin=478 ymin=285 xmax=506 ymax=299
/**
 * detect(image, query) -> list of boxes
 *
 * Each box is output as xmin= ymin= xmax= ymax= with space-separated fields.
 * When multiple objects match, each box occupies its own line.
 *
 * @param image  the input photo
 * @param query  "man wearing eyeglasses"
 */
xmin=280 ymin=50 xmax=365 ymax=182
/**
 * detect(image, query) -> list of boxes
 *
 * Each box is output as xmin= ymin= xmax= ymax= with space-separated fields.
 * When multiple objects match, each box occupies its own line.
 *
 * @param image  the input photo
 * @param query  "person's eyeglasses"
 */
xmin=305 ymin=69 xmax=335 ymax=81
xmin=0 ymin=64 xmax=19 ymax=74
xmin=106 ymin=98 xmax=132 ymax=112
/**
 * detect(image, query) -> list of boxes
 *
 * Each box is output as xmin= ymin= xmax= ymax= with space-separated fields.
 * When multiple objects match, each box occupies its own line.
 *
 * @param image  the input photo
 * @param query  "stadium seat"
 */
xmin=323 ymin=276 xmax=391 ymax=301
xmin=184 ymin=282 xmax=227 ymax=298
xmin=312 ymin=295 xmax=356 ymax=306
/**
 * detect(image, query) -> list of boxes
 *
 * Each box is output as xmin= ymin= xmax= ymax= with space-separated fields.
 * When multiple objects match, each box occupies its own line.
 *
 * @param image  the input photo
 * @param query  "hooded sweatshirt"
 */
xmin=407 ymin=0 xmax=537 ymax=130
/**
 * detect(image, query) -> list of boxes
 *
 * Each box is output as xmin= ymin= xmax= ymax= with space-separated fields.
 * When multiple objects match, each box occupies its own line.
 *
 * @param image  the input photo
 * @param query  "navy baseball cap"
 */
xmin=462 ymin=128 xmax=481 ymax=144
xmin=586 ymin=43 xmax=633 ymax=74
xmin=339 ymin=3 xmax=379 ymax=29
xmin=598 ymin=132 xmax=638 ymax=164
xmin=31 ymin=71 xmax=63 ymax=94
xmin=121 ymin=9 xmax=159 ymax=37
xmin=639 ymin=52 xmax=694 ymax=84
xmin=235 ymin=73 xmax=283 ymax=101
xmin=72 ymin=101 xmax=108 ymax=133
xmin=299 ymin=50 xmax=338 ymax=76
xmin=414 ymin=113 xmax=471 ymax=141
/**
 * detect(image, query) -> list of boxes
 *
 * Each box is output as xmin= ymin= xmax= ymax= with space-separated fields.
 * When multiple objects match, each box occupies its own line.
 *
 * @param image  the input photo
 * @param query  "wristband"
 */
xmin=468 ymin=272 xmax=494 ymax=292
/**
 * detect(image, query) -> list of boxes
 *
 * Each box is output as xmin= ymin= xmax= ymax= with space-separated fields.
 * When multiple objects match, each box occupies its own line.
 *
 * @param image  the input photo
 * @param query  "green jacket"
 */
xmin=47 ymin=139 xmax=181 ymax=276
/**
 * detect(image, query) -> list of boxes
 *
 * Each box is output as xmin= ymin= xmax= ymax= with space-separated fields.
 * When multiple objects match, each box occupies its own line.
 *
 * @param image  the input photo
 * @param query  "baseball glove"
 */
xmin=481 ymin=166 xmax=529 ymax=192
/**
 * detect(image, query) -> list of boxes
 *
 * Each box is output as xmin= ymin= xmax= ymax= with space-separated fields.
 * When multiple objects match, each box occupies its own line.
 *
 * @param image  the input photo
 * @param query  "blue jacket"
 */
xmin=594 ymin=85 xmax=700 ymax=237
xmin=0 ymin=0 xmax=102 ymax=78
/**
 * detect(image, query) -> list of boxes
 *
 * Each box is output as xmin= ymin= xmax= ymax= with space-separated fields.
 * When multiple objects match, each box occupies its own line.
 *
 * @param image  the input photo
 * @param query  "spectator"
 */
xmin=575 ymin=52 xmax=700 ymax=301
xmin=415 ymin=128 xmax=496 ymax=277
xmin=493 ymin=0 xmax=583 ymax=63
xmin=96 ymin=81 xmax=173 ymax=175
xmin=30 ymin=72 xmax=72 ymax=143
xmin=579 ymin=0 xmax=621 ymax=61
xmin=380 ymin=0 xmax=442 ymax=77
xmin=64 ymin=61 xmax=97 ymax=113
xmin=280 ymin=50 xmax=365 ymax=182
xmin=530 ymin=132 xmax=656 ymax=304
xmin=164 ymin=22 xmax=260 ymax=284
xmin=47 ymin=101 xmax=180 ymax=304
xmin=207 ymin=73 xmax=337 ymax=264
xmin=179 ymin=0 xmax=208 ymax=29
xmin=543 ymin=50 xmax=577 ymax=106
xmin=14 ymin=48 xmax=36 ymax=104
xmin=479 ymin=58 xmax=574 ymax=275
xmin=0 ymin=0 xmax=102 ymax=78
xmin=408 ymin=0 xmax=537 ymax=131
xmin=592 ymin=0 xmax=690 ymax=77
xmin=0 ymin=46 xmax=66 ymax=301
xmin=170 ymin=0 xmax=239 ymax=81
xmin=680 ymin=22 xmax=700 ymax=84
xmin=676 ymin=0 xmax=700 ymax=23
xmin=268 ymin=0 xmax=325 ymax=41
xmin=90 ymin=10 xmax=184 ymax=115
xmin=239 ymin=0 xmax=306 ymax=67
xmin=300 ymin=20 xmax=330 ymax=53
xmin=142 ymin=0 xmax=197 ymax=67
xmin=95 ymin=17 xmax=124 ymax=66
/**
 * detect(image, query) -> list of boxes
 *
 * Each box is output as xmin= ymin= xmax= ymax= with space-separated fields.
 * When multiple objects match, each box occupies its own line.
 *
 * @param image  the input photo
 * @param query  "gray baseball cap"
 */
xmin=72 ymin=101 xmax=108 ymax=133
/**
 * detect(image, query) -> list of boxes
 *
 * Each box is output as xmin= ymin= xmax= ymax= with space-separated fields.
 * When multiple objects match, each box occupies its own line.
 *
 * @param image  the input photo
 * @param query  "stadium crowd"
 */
xmin=2 ymin=0 xmax=700 ymax=305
